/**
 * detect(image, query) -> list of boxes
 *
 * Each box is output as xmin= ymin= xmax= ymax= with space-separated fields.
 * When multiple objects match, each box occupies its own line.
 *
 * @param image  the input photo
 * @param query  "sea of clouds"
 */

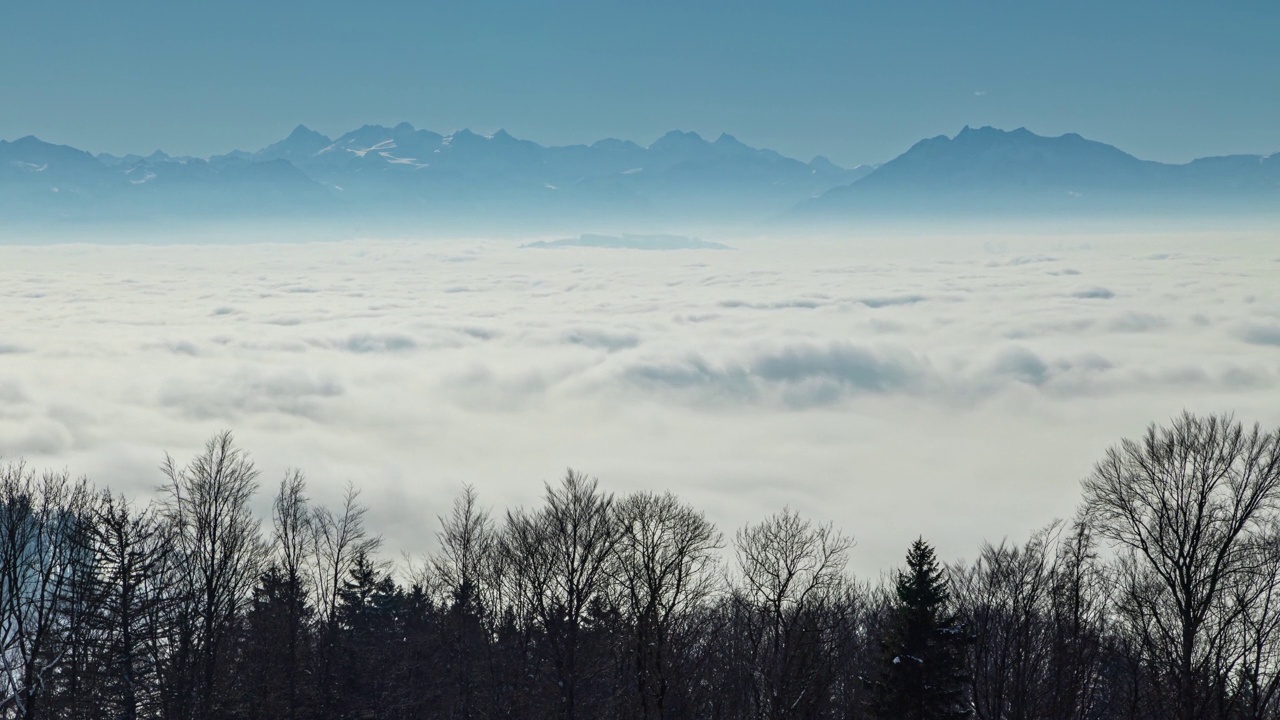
xmin=1 ymin=230 xmax=1278 ymax=573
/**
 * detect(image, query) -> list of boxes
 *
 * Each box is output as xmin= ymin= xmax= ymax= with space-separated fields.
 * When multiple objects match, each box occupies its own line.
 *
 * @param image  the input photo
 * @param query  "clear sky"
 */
xmin=3 ymin=0 xmax=1277 ymax=166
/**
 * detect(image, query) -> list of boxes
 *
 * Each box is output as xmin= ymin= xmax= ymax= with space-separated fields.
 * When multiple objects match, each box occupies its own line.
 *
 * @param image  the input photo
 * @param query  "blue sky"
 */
xmin=3 ymin=0 xmax=1277 ymax=165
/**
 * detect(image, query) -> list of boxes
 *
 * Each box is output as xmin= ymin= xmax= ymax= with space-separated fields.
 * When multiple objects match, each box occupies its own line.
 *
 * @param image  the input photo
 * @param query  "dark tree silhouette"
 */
xmin=734 ymin=506 xmax=852 ymax=720
xmin=500 ymin=470 xmax=618 ymax=720
xmin=5 ymin=416 xmax=1280 ymax=720
xmin=610 ymin=491 xmax=721 ymax=720
xmin=431 ymin=485 xmax=499 ymax=720
xmin=159 ymin=431 xmax=268 ymax=720
xmin=334 ymin=549 xmax=401 ymax=718
xmin=0 ymin=464 xmax=97 ymax=720
xmin=83 ymin=493 xmax=173 ymax=720
xmin=872 ymin=537 xmax=971 ymax=720
xmin=1082 ymin=412 xmax=1280 ymax=720
xmin=956 ymin=521 xmax=1111 ymax=720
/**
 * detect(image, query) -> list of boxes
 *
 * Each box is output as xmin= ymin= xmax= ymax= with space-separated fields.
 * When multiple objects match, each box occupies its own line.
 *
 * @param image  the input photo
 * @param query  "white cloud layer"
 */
xmin=1 ymin=230 xmax=1278 ymax=573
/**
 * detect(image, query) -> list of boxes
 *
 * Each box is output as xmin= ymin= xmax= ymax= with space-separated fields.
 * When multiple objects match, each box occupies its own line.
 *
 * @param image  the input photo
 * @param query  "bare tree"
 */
xmin=956 ymin=521 xmax=1111 ymax=720
xmin=1228 ymin=525 xmax=1280 ymax=720
xmin=501 ymin=469 xmax=619 ymax=720
xmin=1081 ymin=412 xmax=1280 ymax=720
xmin=957 ymin=528 xmax=1057 ymax=720
xmin=159 ymin=431 xmax=268 ymax=720
xmin=310 ymin=481 xmax=380 ymax=715
xmin=311 ymin=482 xmax=380 ymax=629
xmin=433 ymin=484 xmax=498 ymax=608
xmin=269 ymin=470 xmax=314 ymax=720
xmin=0 ymin=463 xmax=97 ymax=720
xmin=84 ymin=493 xmax=173 ymax=720
xmin=1043 ymin=520 xmax=1111 ymax=720
xmin=733 ymin=506 xmax=852 ymax=720
xmin=610 ymin=490 xmax=722 ymax=720
xmin=428 ymin=484 xmax=501 ymax=720
xmin=273 ymin=470 xmax=313 ymax=599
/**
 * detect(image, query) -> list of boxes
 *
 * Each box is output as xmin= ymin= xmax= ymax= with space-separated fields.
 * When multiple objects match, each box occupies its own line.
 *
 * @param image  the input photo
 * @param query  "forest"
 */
xmin=2 ymin=411 xmax=1280 ymax=720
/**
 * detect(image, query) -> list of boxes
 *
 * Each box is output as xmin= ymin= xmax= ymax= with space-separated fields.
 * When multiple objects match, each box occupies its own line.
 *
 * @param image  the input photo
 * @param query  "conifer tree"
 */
xmin=871 ymin=537 xmax=971 ymax=720
xmin=335 ymin=549 xmax=402 ymax=717
xmin=236 ymin=564 xmax=314 ymax=720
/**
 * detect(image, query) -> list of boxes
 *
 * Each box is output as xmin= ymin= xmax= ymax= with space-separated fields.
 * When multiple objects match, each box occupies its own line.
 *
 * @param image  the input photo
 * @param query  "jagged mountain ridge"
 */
xmin=3 ymin=124 xmax=1277 ymax=230
xmin=2 ymin=134 xmax=333 ymax=223
xmin=244 ymin=123 xmax=866 ymax=214
xmin=2 ymin=124 xmax=871 ymax=228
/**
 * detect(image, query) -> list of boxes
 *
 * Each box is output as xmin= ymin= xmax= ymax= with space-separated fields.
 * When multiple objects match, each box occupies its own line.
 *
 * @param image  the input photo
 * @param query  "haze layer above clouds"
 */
xmin=2 ymin=231 xmax=1278 ymax=572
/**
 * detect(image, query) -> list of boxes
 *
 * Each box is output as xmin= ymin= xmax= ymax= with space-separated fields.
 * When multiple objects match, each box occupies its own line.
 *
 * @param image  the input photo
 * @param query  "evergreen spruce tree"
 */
xmin=236 ymin=564 xmax=314 ymax=720
xmin=335 ymin=549 xmax=402 ymax=717
xmin=871 ymin=537 xmax=971 ymax=720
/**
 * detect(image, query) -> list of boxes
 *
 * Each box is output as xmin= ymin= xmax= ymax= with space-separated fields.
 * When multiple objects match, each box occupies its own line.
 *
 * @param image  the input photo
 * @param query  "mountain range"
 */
xmin=797 ymin=126 xmax=1280 ymax=219
xmin=2 ymin=124 xmax=1276 ymax=233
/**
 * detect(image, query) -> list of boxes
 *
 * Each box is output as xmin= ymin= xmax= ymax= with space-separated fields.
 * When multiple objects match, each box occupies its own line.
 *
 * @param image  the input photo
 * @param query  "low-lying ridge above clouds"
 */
xmin=2 ymin=124 xmax=1277 ymax=235
xmin=521 ymin=234 xmax=731 ymax=250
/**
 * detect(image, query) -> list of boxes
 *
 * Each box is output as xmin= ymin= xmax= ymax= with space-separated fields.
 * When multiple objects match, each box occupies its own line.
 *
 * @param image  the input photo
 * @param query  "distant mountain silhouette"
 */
xmin=797 ymin=125 xmax=1280 ymax=217
xmin=2 ymin=124 xmax=1276 ymax=233
xmin=240 ymin=123 xmax=870 ymax=220
xmin=2 ymin=123 xmax=876 ymax=231
xmin=2 ymin=134 xmax=332 ymax=224
xmin=253 ymin=124 xmax=334 ymax=165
